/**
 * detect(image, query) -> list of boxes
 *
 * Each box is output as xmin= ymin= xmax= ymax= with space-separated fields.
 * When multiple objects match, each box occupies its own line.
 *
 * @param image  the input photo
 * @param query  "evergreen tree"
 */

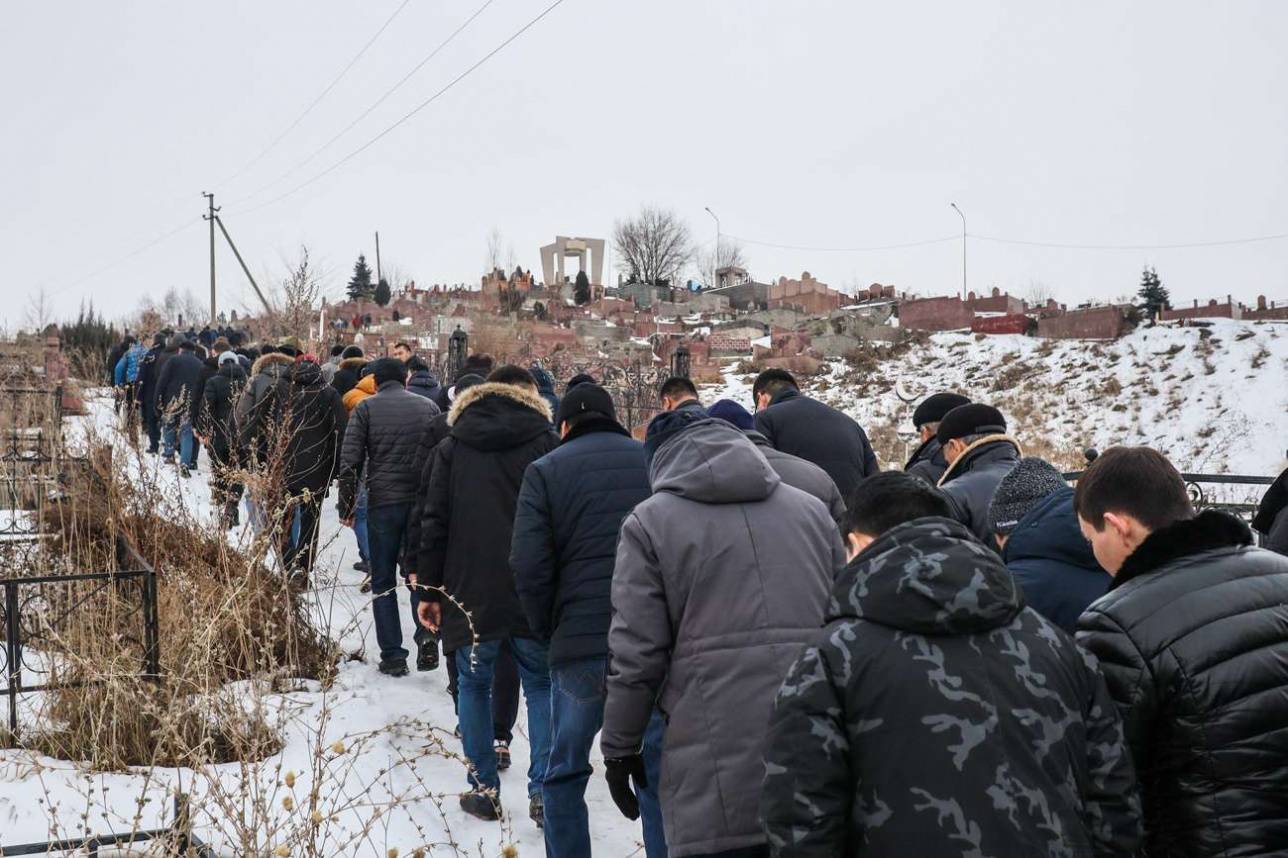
xmin=1137 ymin=265 xmax=1171 ymax=320
xmin=373 ymin=277 xmax=392 ymax=307
xmin=574 ymin=270 xmax=592 ymax=305
xmin=347 ymin=254 xmax=375 ymax=301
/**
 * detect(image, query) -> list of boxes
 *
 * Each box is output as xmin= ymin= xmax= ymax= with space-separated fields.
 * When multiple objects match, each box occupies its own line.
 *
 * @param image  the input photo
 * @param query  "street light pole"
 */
xmin=704 ymin=206 xmax=719 ymax=288
xmin=950 ymin=202 xmax=966 ymax=301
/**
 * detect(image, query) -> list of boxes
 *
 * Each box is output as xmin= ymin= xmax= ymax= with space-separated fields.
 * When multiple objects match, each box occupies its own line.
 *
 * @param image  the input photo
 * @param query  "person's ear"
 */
xmin=845 ymin=531 xmax=874 ymax=562
xmin=559 ymin=420 xmax=571 ymax=439
xmin=1103 ymin=512 xmax=1136 ymax=548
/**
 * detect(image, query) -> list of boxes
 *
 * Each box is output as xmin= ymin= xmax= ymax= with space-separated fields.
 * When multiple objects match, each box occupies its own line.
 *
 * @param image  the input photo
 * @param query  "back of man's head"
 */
xmin=487 ymin=364 xmax=537 ymax=390
xmin=368 ymin=357 xmax=408 ymax=387
xmin=659 ymin=376 xmax=698 ymax=405
xmin=341 ymin=345 xmax=364 ymax=360
xmin=752 ymin=368 xmax=798 ymax=402
xmin=1074 ymin=446 xmax=1192 ymax=532
xmin=842 ymin=472 xmax=952 ymax=547
xmin=330 ymin=344 xmax=346 ymax=358
xmin=406 ymin=355 xmax=430 ymax=374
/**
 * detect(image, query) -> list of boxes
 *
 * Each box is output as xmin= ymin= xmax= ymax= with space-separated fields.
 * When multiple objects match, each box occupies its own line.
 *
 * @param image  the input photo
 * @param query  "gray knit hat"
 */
xmin=987 ymin=457 xmax=1068 ymax=535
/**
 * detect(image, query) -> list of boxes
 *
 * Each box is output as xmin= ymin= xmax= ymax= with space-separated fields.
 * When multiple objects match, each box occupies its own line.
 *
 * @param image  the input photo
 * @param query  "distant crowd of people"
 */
xmin=108 ymin=330 xmax=1288 ymax=858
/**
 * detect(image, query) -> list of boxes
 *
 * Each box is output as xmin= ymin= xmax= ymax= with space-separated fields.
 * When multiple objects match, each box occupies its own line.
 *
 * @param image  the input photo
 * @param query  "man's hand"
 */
xmin=340 ymin=516 xmax=355 ymax=528
xmin=604 ymin=755 xmax=648 ymax=820
xmin=416 ymin=600 xmax=441 ymax=632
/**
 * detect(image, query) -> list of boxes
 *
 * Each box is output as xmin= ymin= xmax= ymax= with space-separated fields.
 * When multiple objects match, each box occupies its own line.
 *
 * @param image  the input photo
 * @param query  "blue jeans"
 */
xmin=354 ymin=483 xmax=370 ymax=563
xmin=456 ymin=637 xmax=551 ymax=797
xmin=543 ymin=657 xmax=666 ymax=858
xmin=162 ymin=416 xmax=195 ymax=466
xmin=367 ymin=502 xmax=412 ymax=664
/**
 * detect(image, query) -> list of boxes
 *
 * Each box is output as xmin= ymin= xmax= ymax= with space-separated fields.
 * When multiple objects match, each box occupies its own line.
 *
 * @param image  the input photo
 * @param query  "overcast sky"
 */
xmin=4 ymin=0 xmax=1287 ymax=329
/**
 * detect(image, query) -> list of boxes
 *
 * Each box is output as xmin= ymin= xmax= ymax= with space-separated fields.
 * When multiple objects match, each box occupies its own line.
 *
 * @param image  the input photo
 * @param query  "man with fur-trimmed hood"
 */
xmin=935 ymin=402 xmax=1021 ymax=544
xmin=416 ymin=365 xmax=559 ymax=825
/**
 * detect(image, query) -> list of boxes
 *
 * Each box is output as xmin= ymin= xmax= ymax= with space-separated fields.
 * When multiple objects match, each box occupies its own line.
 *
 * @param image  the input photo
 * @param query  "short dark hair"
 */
xmin=368 ymin=357 xmax=408 ymax=387
xmin=1074 ymin=446 xmax=1193 ymax=531
xmin=659 ymin=376 xmax=698 ymax=402
xmin=487 ymin=364 xmax=537 ymax=388
xmin=394 ymin=341 xmax=413 ymax=352
xmin=406 ymin=355 xmax=429 ymax=373
xmin=752 ymin=368 xmax=798 ymax=401
xmin=341 ymin=345 xmax=364 ymax=360
xmin=330 ymin=344 xmax=345 ymax=357
xmin=842 ymin=471 xmax=952 ymax=539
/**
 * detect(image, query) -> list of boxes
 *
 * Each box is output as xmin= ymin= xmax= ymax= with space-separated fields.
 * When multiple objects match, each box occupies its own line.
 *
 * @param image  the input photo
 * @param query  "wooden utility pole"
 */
xmin=374 ymin=230 xmax=383 ymax=283
xmin=202 ymin=192 xmax=220 ymax=323
xmin=213 ymin=215 xmax=273 ymax=315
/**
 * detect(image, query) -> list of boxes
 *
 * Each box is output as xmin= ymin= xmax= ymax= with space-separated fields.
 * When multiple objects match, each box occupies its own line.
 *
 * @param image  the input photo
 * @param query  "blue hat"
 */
xmin=643 ymin=404 xmax=708 ymax=466
xmin=707 ymin=398 xmax=755 ymax=431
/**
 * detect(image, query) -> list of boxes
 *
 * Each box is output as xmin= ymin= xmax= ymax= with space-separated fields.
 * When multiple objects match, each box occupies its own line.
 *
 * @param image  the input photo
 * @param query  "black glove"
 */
xmin=604 ymin=754 xmax=647 ymax=821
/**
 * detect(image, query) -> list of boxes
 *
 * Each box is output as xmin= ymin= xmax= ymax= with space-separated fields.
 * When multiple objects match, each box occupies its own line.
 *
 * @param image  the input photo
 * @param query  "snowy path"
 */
xmin=0 ymin=395 xmax=646 ymax=856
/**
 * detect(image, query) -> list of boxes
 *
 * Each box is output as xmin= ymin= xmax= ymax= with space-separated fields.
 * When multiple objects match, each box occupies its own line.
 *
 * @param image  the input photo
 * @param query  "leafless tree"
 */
xmin=25 ymin=286 xmax=53 ymax=334
xmin=264 ymin=245 xmax=324 ymax=342
xmin=697 ymin=237 xmax=749 ymax=287
xmin=1025 ymin=280 xmax=1055 ymax=308
xmin=613 ymin=205 xmax=694 ymax=286
xmin=484 ymin=227 xmax=516 ymax=274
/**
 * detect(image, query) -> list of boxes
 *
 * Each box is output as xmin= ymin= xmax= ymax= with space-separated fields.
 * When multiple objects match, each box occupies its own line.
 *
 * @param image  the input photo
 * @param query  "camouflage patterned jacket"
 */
xmin=762 ymin=517 xmax=1142 ymax=857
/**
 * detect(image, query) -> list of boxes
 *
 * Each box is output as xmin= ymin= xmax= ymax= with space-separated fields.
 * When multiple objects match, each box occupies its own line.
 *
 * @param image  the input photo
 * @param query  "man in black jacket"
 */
xmin=903 ymin=392 xmax=970 ymax=485
xmin=510 ymin=384 xmax=663 ymax=855
xmin=763 ymin=472 xmax=1142 ymax=858
xmin=416 ymin=366 xmax=559 ymax=824
xmin=338 ymin=357 xmax=439 ymax=677
xmin=330 ymin=345 xmax=366 ymax=398
xmin=752 ymin=368 xmax=877 ymax=500
xmin=155 ymin=337 xmax=204 ymax=475
xmin=1075 ymin=447 xmax=1288 ymax=858
xmin=196 ymin=351 xmax=248 ymax=528
xmin=136 ymin=333 xmax=168 ymax=454
xmin=935 ymin=402 xmax=1020 ymax=543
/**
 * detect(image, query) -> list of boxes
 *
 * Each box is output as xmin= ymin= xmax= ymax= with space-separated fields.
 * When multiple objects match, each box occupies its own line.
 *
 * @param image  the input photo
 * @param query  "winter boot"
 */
xmin=459 ymin=791 xmax=501 ymax=821
xmin=494 ymin=740 xmax=511 ymax=771
xmin=529 ymin=794 xmax=545 ymax=829
xmin=179 ymin=464 xmax=191 ymax=479
xmin=416 ymin=638 xmax=439 ymax=672
xmin=221 ymin=500 xmax=240 ymax=530
xmin=353 ymin=560 xmax=369 ymax=572
xmin=378 ymin=658 xmax=409 ymax=678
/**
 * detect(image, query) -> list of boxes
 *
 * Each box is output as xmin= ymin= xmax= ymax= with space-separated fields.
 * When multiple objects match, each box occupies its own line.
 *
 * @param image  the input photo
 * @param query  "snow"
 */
xmin=0 ymin=396 xmax=648 ymax=856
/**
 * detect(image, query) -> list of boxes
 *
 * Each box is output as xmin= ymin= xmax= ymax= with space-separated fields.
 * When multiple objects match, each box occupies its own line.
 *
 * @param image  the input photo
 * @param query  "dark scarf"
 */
xmin=1252 ymin=468 xmax=1288 ymax=534
xmin=1113 ymin=510 xmax=1253 ymax=589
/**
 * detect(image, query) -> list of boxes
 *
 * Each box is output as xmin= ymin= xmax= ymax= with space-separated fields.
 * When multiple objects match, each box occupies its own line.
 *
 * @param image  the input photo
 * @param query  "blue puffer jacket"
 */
xmin=113 ymin=344 xmax=146 ymax=385
xmin=511 ymin=417 xmax=651 ymax=667
xmin=1002 ymin=487 xmax=1110 ymax=633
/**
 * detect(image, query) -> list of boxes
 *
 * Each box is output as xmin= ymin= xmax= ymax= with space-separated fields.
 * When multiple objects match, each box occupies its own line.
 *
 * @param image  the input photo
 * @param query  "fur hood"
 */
xmin=338 ymin=356 xmax=368 ymax=371
xmin=251 ymin=352 xmax=294 ymax=377
xmin=937 ymin=433 xmax=1022 ymax=486
xmin=448 ymin=381 xmax=552 ymax=427
xmin=1114 ymin=509 xmax=1254 ymax=589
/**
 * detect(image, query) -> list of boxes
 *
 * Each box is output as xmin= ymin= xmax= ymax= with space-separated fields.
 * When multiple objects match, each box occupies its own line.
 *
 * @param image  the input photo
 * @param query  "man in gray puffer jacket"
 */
xmin=601 ymin=415 xmax=845 ymax=858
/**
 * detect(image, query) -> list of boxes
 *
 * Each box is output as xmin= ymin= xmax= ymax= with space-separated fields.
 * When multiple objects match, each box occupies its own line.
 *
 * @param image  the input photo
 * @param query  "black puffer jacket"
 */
xmin=1077 ymin=511 xmax=1288 ymax=858
xmin=511 ymin=417 xmax=651 ymax=667
xmin=904 ymin=436 xmax=949 ymax=485
xmin=1254 ymin=468 xmax=1288 ymax=556
xmin=188 ymin=354 xmax=220 ymax=425
xmin=337 ymin=380 xmax=438 ymax=515
xmin=754 ymin=387 xmax=877 ymax=501
xmin=937 ymin=434 xmax=1021 ymax=543
xmin=279 ymin=361 xmax=348 ymax=495
xmin=764 ymin=517 xmax=1142 ymax=858
xmin=417 ymin=383 xmax=558 ymax=651
xmin=330 ymin=356 xmax=367 ymax=398
xmin=235 ymin=353 xmax=295 ymax=461
xmin=406 ymin=368 xmax=444 ymax=404
xmin=197 ymin=362 xmax=247 ymax=461
xmin=143 ymin=346 xmax=177 ymax=410
xmin=155 ymin=349 xmax=205 ymax=414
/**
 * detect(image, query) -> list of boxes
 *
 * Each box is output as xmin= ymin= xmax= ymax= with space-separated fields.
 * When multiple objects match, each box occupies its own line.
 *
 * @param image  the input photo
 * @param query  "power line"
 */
xmin=971 ymin=231 xmax=1288 ymax=251
xmin=217 ymin=0 xmax=415 ymax=188
xmin=725 ymin=233 xmax=960 ymax=253
xmin=47 ymin=217 xmax=203 ymax=299
xmin=230 ymin=0 xmax=570 ymax=216
xmin=227 ymin=0 xmax=498 ymax=207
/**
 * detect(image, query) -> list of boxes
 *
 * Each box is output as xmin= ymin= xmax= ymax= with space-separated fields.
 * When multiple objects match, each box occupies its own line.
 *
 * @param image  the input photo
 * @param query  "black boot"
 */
xmin=459 ymin=791 xmax=501 ymax=821
xmin=378 ymin=658 xmax=409 ymax=678
xmin=416 ymin=637 xmax=439 ymax=672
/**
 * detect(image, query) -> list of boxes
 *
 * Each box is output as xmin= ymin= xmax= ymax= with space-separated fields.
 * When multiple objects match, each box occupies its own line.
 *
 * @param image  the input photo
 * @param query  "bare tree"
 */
xmin=263 ymin=245 xmax=324 ymax=342
xmin=484 ymin=226 xmax=516 ymax=273
xmin=697 ymin=237 xmax=749 ymax=288
xmin=612 ymin=205 xmax=694 ymax=286
xmin=25 ymin=286 xmax=53 ymax=334
xmin=1025 ymin=280 xmax=1055 ymax=308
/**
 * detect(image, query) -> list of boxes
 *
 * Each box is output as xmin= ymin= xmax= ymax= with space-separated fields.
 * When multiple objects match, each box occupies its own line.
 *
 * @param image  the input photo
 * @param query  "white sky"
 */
xmin=4 ymin=0 xmax=1287 ymax=328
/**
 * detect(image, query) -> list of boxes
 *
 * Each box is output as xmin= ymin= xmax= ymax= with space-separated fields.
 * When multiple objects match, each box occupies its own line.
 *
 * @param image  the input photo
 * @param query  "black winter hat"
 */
xmin=341 ymin=345 xmax=364 ymax=360
xmin=936 ymin=403 xmax=1007 ymax=444
xmin=369 ymin=357 xmax=407 ymax=387
xmin=913 ymin=392 xmax=971 ymax=428
xmin=448 ymin=373 xmax=485 ymax=403
xmin=988 ymin=457 xmax=1068 ymax=535
xmin=567 ymin=373 xmax=597 ymax=389
xmin=556 ymin=383 xmax=616 ymax=425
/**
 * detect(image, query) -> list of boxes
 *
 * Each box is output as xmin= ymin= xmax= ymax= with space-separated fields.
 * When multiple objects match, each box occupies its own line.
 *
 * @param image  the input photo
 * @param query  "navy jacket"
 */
xmin=1001 ymin=487 xmax=1110 ymax=633
xmin=938 ymin=436 xmax=1021 ymax=543
xmin=155 ymin=350 xmax=205 ymax=413
xmin=511 ymin=418 xmax=651 ymax=667
xmin=754 ymin=388 xmax=877 ymax=501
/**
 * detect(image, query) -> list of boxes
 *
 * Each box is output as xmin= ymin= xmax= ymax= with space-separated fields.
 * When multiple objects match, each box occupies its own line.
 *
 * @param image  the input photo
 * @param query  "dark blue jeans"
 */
xmin=456 ymin=637 xmax=551 ymax=797
xmin=543 ymin=656 xmax=666 ymax=858
xmin=367 ymin=501 xmax=412 ymax=664
xmin=161 ymin=415 xmax=195 ymax=467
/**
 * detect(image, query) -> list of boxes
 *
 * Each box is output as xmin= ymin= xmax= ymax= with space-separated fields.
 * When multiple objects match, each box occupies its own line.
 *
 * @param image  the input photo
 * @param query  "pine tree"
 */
xmin=1137 ymin=265 xmax=1171 ymax=320
xmin=347 ymin=254 xmax=375 ymax=301
xmin=373 ymin=277 xmax=392 ymax=307
xmin=574 ymin=270 xmax=592 ymax=305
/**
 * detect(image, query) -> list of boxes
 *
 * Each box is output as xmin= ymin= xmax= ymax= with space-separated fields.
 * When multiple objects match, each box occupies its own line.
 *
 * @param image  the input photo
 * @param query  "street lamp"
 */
xmin=950 ymin=203 xmax=967 ymax=301
xmin=704 ymin=206 xmax=720 ymax=289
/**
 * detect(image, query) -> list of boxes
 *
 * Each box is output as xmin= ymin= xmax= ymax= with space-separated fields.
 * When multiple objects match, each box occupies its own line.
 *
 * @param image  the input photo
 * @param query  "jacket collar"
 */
xmin=905 ymin=436 xmax=941 ymax=471
xmin=251 ymin=352 xmax=294 ymax=376
xmin=1113 ymin=510 xmax=1254 ymax=589
xmin=937 ymin=434 xmax=1021 ymax=486
xmin=561 ymin=414 xmax=630 ymax=445
xmin=769 ymin=387 xmax=802 ymax=407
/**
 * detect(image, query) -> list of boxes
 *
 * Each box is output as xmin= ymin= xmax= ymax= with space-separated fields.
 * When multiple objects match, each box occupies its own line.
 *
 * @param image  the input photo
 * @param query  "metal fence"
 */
xmin=0 ymin=556 xmax=159 ymax=735
xmin=0 ymin=793 xmax=212 ymax=857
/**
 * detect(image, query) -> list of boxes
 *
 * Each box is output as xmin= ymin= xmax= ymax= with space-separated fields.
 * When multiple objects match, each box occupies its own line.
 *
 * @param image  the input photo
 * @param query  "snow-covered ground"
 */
xmin=0 ymin=396 xmax=646 ymax=856
xmin=706 ymin=318 xmax=1288 ymax=489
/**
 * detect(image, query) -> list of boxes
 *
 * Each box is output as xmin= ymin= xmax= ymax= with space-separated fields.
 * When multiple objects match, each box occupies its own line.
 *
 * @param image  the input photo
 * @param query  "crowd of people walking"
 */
xmin=110 ymin=329 xmax=1288 ymax=857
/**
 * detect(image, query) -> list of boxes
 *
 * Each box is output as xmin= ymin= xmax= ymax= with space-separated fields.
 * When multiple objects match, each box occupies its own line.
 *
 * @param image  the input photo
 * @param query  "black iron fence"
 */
xmin=0 ymin=555 xmax=159 ymax=735
xmin=0 ymin=793 xmax=212 ymax=857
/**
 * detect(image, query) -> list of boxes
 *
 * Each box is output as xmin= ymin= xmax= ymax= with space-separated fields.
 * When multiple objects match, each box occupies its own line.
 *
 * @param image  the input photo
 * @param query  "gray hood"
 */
xmin=649 ymin=418 xmax=780 ymax=504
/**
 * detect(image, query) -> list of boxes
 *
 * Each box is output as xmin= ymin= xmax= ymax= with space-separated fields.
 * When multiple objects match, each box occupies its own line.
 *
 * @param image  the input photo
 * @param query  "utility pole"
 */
xmin=950 ymin=202 xmax=967 ymax=301
xmin=203 ymin=192 xmax=220 ymax=323
xmin=213 ymin=215 xmax=273 ymax=315
xmin=704 ymin=206 xmax=719 ymax=289
xmin=374 ymin=231 xmax=383 ymax=284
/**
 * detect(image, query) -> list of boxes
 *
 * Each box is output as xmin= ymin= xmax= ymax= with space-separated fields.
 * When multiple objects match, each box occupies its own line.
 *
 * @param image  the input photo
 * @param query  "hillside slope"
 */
xmin=706 ymin=319 xmax=1288 ymax=500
